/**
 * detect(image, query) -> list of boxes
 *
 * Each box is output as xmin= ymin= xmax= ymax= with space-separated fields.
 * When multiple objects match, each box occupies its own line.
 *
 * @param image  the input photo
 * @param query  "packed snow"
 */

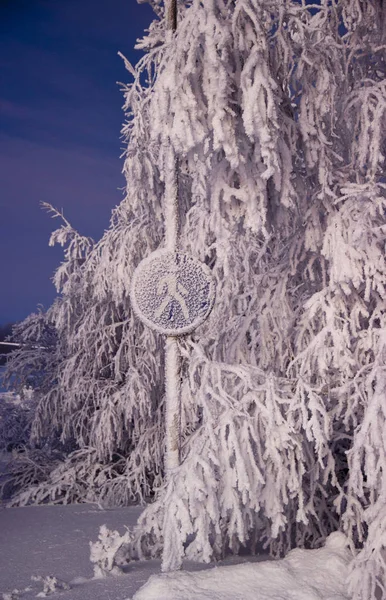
xmin=0 ymin=502 xmax=352 ymax=600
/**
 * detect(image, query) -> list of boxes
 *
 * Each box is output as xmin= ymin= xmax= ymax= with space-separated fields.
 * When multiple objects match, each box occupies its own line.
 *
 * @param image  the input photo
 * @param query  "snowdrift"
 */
xmin=132 ymin=532 xmax=352 ymax=600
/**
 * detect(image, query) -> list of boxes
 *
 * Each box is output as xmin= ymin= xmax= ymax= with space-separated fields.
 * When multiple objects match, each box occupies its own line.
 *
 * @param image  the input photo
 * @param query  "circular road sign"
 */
xmin=130 ymin=249 xmax=216 ymax=336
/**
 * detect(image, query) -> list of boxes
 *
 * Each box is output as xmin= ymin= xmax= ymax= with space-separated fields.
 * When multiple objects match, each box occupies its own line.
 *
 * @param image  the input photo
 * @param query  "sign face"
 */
xmin=130 ymin=249 xmax=216 ymax=336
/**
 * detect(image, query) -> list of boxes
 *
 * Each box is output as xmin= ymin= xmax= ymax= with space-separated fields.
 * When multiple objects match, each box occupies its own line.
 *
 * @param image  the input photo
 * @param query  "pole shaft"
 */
xmin=164 ymin=336 xmax=181 ymax=471
xmin=164 ymin=0 xmax=180 ymax=477
xmin=164 ymin=146 xmax=179 ymax=252
xmin=166 ymin=0 xmax=177 ymax=32
xmin=162 ymin=0 xmax=182 ymax=573
xmin=164 ymin=0 xmax=178 ymax=253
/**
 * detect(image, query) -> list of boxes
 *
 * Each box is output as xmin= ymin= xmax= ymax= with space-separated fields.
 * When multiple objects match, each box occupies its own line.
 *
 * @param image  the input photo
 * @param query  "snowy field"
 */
xmin=0 ymin=504 xmax=150 ymax=599
xmin=0 ymin=503 xmax=352 ymax=600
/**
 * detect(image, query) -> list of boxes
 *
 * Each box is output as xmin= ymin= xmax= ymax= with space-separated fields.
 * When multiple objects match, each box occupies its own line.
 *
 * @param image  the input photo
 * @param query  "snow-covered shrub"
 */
xmin=90 ymin=524 xmax=133 ymax=578
xmin=31 ymin=575 xmax=70 ymax=597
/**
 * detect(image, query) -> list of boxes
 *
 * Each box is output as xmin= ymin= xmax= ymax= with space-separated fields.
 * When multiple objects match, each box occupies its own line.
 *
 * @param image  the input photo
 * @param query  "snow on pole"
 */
xmin=164 ymin=145 xmax=179 ymax=253
xmin=163 ymin=136 xmax=181 ymax=484
xmin=163 ymin=0 xmax=181 ymax=571
xmin=164 ymin=335 xmax=180 ymax=471
xmin=164 ymin=0 xmax=179 ymax=255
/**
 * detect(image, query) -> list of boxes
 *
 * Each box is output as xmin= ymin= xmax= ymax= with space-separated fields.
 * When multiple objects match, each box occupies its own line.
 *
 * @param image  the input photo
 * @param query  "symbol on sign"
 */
xmin=130 ymin=249 xmax=216 ymax=336
xmin=154 ymin=271 xmax=189 ymax=320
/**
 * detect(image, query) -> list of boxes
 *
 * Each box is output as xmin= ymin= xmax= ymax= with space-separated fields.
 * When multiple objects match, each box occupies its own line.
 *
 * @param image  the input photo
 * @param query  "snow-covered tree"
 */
xmin=90 ymin=1 xmax=386 ymax=597
xmin=4 ymin=1 xmax=385 ymax=598
xmin=2 ymin=199 xmax=165 ymax=505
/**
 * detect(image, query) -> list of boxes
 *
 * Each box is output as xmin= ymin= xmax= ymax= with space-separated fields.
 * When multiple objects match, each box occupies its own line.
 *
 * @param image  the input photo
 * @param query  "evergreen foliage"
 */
xmin=3 ymin=1 xmax=386 ymax=598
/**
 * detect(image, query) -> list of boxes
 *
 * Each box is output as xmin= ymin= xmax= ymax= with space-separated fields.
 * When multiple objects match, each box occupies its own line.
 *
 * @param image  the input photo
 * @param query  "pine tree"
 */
xmin=4 ymin=1 xmax=385 ymax=598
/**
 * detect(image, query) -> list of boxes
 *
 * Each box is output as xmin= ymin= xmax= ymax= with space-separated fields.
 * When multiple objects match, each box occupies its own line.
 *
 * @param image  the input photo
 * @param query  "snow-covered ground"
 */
xmin=0 ymin=504 xmax=148 ymax=599
xmin=0 ymin=503 xmax=352 ymax=600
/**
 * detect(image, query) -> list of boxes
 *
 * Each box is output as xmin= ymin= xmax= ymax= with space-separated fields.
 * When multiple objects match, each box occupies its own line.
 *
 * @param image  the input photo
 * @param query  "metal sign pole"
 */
xmin=164 ymin=149 xmax=181 ymax=477
xmin=163 ymin=0 xmax=181 ymax=568
xmin=130 ymin=0 xmax=216 ymax=572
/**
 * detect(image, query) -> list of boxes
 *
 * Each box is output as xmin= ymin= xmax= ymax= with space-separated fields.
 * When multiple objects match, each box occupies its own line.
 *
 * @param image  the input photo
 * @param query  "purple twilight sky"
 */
xmin=0 ymin=0 xmax=154 ymax=325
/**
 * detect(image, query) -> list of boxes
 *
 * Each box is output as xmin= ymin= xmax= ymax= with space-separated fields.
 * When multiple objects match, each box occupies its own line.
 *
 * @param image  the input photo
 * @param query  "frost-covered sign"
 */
xmin=131 ymin=249 xmax=216 ymax=336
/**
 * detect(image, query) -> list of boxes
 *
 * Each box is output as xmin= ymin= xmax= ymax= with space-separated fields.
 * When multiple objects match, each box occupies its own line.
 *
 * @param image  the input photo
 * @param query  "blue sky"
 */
xmin=0 ymin=0 xmax=154 ymax=324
